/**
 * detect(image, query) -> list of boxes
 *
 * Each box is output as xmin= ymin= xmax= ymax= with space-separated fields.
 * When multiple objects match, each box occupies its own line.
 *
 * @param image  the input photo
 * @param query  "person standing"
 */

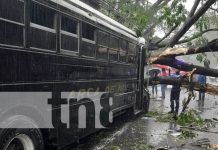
xmin=151 ymin=72 xmax=158 ymax=97
xmin=169 ymin=70 xmax=181 ymax=115
xmin=197 ymin=74 xmax=206 ymax=107
xmin=160 ymin=68 xmax=167 ymax=99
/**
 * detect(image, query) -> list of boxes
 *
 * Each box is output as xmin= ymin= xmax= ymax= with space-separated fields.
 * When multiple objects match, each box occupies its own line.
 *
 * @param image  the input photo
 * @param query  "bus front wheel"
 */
xmin=0 ymin=116 xmax=44 ymax=150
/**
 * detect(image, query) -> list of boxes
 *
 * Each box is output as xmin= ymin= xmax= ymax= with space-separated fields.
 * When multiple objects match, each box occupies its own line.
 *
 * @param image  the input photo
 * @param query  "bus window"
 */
xmin=128 ymin=43 xmax=136 ymax=54
xmin=128 ymin=55 xmax=136 ymax=64
xmin=61 ymin=16 xmax=78 ymax=52
xmin=109 ymin=50 xmax=118 ymax=61
xmin=109 ymin=35 xmax=119 ymax=50
xmin=97 ymin=30 xmax=108 ymax=60
xmin=109 ymin=35 xmax=119 ymax=61
xmin=0 ymin=0 xmax=24 ymax=46
xmin=120 ymin=39 xmax=127 ymax=51
xmin=31 ymin=3 xmax=56 ymax=29
xmin=97 ymin=46 xmax=108 ymax=60
xmin=82 ymin=22 xmax=95 ymax=41
xmin=81 ymin=42 xmax=96 ymax=57
xmin=128 ymin=43 xmax=137 ymax=64
xmin=0 ymin=21 xmax=23 ymax=46
xmin=0 ymin=0 xmax=24 ymax=23
xmin=61 ymin=16 xmax=78 ymax=34
xmin=81 ymin=22 xmax=96 ymax=57
xmin=30 ymin=3 xmax=56 ymax=51
xmin=119 ymin=50 xmax=126 ymax=62
xmin=98 ymin=30 xmax=109 ymax=46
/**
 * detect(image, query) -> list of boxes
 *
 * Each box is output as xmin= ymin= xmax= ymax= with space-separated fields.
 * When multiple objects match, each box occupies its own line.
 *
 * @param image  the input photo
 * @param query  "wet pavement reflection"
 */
xmin=72 ymin=86 xmax=218 ymax=150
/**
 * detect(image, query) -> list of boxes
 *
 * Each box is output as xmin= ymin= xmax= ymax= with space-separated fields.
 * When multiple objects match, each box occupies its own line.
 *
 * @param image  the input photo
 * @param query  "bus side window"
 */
xmin=119 ymin=39 xmax=127 ymax=62
xmin=0 ymin=0 xmax=24 ymax=46
xmin=30 ymin=2 xmax=57 ymax=51
xmin=61 ymin=15 xmax=78 ymax=52
xmin=96 ymin=30 xmax=109 ymax=60
xmin=81 ymin=22 xmax=96 ymax=57
xmin=0 ymin=0 xmax=24 ymax=23
xmin=109 ymin=35 xmax=119 ymax=61
xmin=128 ymin=43 xmax=136 ymax=64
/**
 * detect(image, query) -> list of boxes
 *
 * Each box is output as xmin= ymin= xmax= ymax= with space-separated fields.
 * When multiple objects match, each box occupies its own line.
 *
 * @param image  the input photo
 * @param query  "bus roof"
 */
xmin=50 ymin=0 xmax=138 ymax=41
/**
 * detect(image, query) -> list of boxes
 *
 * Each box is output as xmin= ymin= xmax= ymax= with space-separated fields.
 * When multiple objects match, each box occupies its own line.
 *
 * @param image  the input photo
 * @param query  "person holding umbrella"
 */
xmin=169 ymin=70 xmax=181 ymax=116
xmin=151 ymin=71 xmax=158 ymax=97
xmin=160 ymin=68 xmax=167 ymax=99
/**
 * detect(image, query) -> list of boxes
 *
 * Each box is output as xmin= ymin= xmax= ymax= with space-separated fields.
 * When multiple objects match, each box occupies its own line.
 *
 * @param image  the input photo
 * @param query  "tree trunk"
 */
xmin=145 ymin=76 xmax=218 ymax=95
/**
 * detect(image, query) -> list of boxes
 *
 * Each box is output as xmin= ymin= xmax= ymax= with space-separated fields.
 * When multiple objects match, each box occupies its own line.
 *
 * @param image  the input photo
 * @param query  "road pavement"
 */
xmin=74 ymin=85 xmax=218 ymax=150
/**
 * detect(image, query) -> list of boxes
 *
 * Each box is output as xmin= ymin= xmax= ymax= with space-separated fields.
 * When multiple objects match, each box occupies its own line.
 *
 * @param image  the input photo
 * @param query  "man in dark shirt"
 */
xmin=169 ymin=70 xmax=181 ymax=115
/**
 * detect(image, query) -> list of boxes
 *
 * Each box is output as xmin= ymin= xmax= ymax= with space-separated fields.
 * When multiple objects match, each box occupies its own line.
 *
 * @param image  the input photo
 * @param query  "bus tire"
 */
xmin=0 ymin=116 xmax=44 ymax=150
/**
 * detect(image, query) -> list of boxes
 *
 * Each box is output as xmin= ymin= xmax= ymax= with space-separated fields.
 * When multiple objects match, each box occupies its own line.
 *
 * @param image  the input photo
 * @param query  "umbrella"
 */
xmin=148 ymin=68 xmax=161 ymax=76
xmin=153 ymin=64 xmax=170 ymax=70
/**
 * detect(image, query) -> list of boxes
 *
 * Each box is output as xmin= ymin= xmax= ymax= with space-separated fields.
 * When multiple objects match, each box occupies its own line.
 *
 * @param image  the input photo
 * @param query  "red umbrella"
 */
xmin=153 ymin=64 xmax=170 ymax=69
xmin=153 ymin=64 xmax=188 ymax=76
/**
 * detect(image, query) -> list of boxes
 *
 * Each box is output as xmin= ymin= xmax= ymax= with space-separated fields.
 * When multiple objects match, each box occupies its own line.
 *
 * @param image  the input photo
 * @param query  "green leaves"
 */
xmin=203 ymin=59 xmax=210 ymax=68
xmin=196 ymin=53 xmax=210 ymax=68
xmin=196 ymin=54 xmax=203 ymax=62
xmin=159 ymin=0 xmax=187 ymax=28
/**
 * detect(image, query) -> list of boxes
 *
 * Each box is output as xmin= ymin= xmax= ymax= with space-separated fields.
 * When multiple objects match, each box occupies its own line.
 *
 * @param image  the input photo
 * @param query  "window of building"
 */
xmin=31 ymin=3 xmax=56 ymax=29
xmin=98 ymin=30 xmax=109 ymax=46
xmin=82 ymin=22 xmax=95 ymax=41
xmin=0 ymin=0 xmax=24 ymax=23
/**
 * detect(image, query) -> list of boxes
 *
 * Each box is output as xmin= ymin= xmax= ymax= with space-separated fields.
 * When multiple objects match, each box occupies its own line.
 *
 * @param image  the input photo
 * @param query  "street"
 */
xmin=74 ymin=86 xmax=218 ymax=150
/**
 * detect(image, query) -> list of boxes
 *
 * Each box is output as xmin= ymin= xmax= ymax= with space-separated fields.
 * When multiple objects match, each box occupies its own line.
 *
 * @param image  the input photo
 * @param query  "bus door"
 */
xmin=135 ymin=46 xmax=147 ymax=113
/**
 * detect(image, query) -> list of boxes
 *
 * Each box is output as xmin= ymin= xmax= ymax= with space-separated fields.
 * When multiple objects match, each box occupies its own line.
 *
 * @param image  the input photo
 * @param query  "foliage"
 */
xmin=178 ymin=129 xmax=197 ymax=139
xmin=156 ymin=113 xmax=175 ymax=122
xmin=132 ymin=143 xmax=154 ymax=150
xmin=110 ymin=146 xmax=122 ymax=150
xmin=196 ymin=53 xmax=211 ymax=68
xmin=99 ymin=0 xmax=149 ymax=36
xmin=176 ymin=109 xmax=205 ymax=126
xmin=159 ymin=0 xmax=187 ymax=28
xmin=147 ymin=110 xmax=160 ymax=117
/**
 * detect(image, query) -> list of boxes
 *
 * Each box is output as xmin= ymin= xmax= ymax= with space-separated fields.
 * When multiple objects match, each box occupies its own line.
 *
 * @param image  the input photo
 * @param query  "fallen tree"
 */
xmin=150 ymin=57 xmax=218 ymax=77
xmin=150 ymin=39 xmax=218 ymax=60
xmin=145 ymin=76 xmax=218 ymax=95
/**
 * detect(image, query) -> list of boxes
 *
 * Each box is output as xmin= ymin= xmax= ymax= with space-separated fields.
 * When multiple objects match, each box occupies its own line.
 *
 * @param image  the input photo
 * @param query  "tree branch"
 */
xmin=145 ymin=76 xmax=218 ymax=95
xmin=150 ymin=38 xmax=218 ymax=58
xmin=155 ymin=24 xmax=179 ymax=45
xmin=151 ymin=57 xmax=218 ymax=77
xmin=188 ymin=0 xmax=201 ymax=18
xmin=167 ymin=0 xmax=216 ymax=47
xmin=143 ymin=0 xmax=172 ymax=37
xmin=176 ymin=28 xmax=218 ymax=44
xmin=210 ymin=7 xmax=218 ymax=12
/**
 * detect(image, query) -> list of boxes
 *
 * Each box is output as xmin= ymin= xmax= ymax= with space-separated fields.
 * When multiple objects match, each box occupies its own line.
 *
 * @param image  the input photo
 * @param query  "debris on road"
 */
xmin=191 ymin=138 xmax=210 ymax=147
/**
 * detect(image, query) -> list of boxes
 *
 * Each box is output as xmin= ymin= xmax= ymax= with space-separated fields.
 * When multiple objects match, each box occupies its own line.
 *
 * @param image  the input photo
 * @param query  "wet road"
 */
xmin=72 ymin=86 xmax=218 ymax=150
